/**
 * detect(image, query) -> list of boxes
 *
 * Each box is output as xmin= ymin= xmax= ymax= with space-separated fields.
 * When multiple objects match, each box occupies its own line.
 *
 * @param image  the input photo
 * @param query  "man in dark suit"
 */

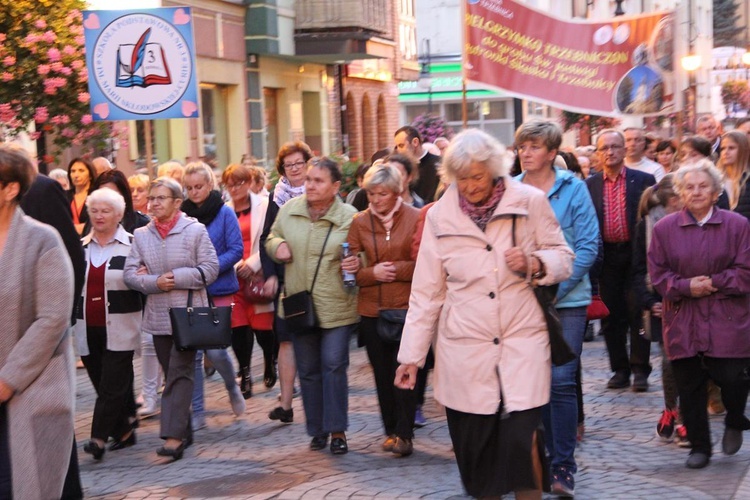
xmin=394 ymin=126 xmax=441 ymax=203
xmin=586 ymin=129 xmax=656 ymax=391
xmin=20 ymin=172 xmax=85 ymax=500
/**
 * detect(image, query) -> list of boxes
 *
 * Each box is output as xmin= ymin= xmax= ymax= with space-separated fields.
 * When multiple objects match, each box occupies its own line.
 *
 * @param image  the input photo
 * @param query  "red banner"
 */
xmin=464 ymin=0 xmax=675 ymax=116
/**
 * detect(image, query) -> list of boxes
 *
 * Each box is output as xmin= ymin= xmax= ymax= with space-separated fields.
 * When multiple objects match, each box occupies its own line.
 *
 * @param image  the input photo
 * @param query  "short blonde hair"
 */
xmin=440 ymin=129 xmax=509 ymax=183
xmin=184 ymin=161 xmax=217 ymax=189
xmin=157 ymin=161 xmax=185 ymax=183
xmin=363 ymin=164 xmax=403 ymax=194
xmin=128 ymin=173 xmax=149 ymax=191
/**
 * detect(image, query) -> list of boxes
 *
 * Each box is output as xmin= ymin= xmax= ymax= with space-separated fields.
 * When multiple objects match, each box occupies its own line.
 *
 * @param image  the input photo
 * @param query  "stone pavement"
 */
xmin=75 ymin=333 xmax=750 ymax=499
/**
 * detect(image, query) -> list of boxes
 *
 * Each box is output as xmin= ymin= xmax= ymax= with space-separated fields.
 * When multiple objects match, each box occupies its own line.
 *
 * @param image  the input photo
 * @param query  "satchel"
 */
xmin=170 ymin=268 xmax=232 ymax=351
xmin=370 ymin=213 xmax=408 ymax=343
xmin=243 ymin=276 xmax=272 ymax=304
xmin=282 ymin=224 xmax=333 ymax=333
xmin=512 ymin=215 xmax=576 ymax=367
xmin=586 ymin=294 xmax=610 ymax=320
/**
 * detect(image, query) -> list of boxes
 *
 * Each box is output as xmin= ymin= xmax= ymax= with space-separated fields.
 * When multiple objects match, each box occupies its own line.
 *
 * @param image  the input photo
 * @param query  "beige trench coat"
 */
xmin=397 ymin=180 xmax=574 ymax=415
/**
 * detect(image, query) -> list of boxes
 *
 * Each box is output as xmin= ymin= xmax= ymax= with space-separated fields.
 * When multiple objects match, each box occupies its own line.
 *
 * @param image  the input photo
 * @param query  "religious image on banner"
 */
xmin=463 ymin=0 xmax=675 ymax=117
xmin=83 ymin=7 xmax=199 ymax=121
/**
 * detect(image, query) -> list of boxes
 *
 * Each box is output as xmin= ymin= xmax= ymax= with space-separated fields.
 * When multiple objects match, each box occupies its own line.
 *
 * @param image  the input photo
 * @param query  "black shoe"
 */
xmin=83 ymin=440 xmax=105 ymax=460
xmin=156 ymin=442 xmax=186 ymax=460
xmin=607 ymin=371 xmax=631 ymax=389
xmin=583 ymin=323 xmax=595 ymax=342
xmin=330 ymin=436 xmax=348 ymax=455
xmin=264 ymin=362 xmax=278 ymax=389
xmin=240 ymin=367 xmax=252 ymax=399
xmin=310 ymin=434 xmax=328 ymax=451
xmin=269 ymin=406 xmax=294 ymax=423
xmin=109 ymin=430 xmax=136 ymax=451
xmin=723 ymin=427 xmax=743 ymax=455
xmin=686 ymin=452 xmax=710 ymax=469
xmin=632 ymin=373 xmax=649 ymax=392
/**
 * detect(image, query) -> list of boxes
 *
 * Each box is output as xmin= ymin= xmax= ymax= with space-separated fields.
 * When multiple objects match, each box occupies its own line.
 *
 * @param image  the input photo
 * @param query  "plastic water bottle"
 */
xmin=341 ymin=243 xmax=357 ymax=288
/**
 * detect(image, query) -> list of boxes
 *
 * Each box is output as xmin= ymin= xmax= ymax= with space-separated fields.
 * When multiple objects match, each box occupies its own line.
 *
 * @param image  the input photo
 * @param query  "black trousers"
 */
xmin=361 ymin=317 xmax=417 ymax=439
xmin=600 ymin=242 xmax=651 ymax=375
xmin=81 ymin=326 xmax=135 ymax=441
xmin=231 ymin=325 xmax=275 ymax=371
xmin=671 ymin=355 xmax=750 ymax=456
xmin=153 ymin=335 xmax=195 ymax=440
xmin=0 ymin=405 xmax=10 ymax=499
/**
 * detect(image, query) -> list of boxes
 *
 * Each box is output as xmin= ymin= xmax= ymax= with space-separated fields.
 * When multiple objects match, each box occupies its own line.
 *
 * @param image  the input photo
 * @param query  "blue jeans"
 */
xmin=542 ymin=306 xmax=587 ymax=474
xmin=293 ymin=324 xmax=355 ymax=437
xmin=192 ymin=348 xmax=237 ymax=414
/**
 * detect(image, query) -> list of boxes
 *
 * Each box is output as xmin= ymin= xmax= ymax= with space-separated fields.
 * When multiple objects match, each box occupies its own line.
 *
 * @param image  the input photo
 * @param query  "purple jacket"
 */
xmin=648 ymin=208 xmax=750 ymax=360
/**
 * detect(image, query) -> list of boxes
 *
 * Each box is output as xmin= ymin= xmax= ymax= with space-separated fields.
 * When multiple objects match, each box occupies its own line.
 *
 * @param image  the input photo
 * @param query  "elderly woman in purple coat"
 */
xmin=648 ymin=160 xmax=750 ymax=470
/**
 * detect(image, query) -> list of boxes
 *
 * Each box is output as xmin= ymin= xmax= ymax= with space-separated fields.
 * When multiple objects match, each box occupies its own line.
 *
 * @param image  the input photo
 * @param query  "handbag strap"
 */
xmin=188 ymin=267 xmax=216 ymax=309
xmin=284 ymin=222 xmax=334 ymax=297
xmin=369 ymin=212 xmax=383 ymax=309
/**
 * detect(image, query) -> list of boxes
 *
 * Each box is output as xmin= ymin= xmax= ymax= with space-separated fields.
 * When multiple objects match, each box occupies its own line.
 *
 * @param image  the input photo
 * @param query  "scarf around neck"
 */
xmin=369 ymin=196 xmax=403 ymax=232
xmin=154 ymin=210 xmax=182 ymax=239
xmin=182 ymin=190 xmax=224 ymax=226
xmin=459 ymin=178 xmax=506 ymax=232
xmin=273 ymin=176 xmax=306 ymax=207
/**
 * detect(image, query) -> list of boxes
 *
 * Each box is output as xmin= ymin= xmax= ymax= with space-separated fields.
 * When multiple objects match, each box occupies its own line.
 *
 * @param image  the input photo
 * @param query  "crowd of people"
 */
xmin=2 ymin=112 xmax=750 ymax=499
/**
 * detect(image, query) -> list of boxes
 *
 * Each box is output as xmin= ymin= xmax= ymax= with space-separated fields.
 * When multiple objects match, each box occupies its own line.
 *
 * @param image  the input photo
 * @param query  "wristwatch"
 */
xmin=531 ymin=257 xmax=546 ymax=280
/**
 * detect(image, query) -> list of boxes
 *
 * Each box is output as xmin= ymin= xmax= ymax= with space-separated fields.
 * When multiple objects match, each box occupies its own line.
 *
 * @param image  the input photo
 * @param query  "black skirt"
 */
xmin=445 ymin=405 xmax=549 ymax=498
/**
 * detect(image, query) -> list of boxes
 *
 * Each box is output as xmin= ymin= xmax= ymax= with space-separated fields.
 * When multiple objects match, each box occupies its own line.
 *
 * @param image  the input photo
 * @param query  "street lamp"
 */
xmin=614 ymin=0 xmax=625 ymax=16
xmin=418 ymin=39 xmax=433 ymax=113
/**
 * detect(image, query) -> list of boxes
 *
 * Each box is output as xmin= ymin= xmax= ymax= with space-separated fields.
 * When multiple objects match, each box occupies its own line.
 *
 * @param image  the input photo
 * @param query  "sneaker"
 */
xmin=229 ymin=385 xmax=246 ymax=416
xmin=675 ymin=424 xmax=691 ymax=448
xmin=138 ymin=398 xmax=159 ymax=418
xmin=191 ymin=413 xmax=207 ymax=431
xmin=656 ymin=408 xmax=677 ymax=441
xmin=268 ymin=406 xmax=294 ymax=423
xmin=414 ymin=406 xmax=427 ymax=428
xmin=551 ymin=466 xmax=575 ymax=497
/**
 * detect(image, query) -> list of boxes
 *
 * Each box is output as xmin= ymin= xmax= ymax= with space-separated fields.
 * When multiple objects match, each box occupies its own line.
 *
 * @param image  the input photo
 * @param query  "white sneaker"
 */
xmin=138 ymin=398 xmax=159 ymax=418
xmin=229 ymin=385 xmax=246 ymax=416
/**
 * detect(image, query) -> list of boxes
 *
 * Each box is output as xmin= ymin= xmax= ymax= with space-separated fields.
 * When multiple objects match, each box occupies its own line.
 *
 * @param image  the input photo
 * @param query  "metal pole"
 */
xmin=144 ymin=120 xmax=154 ymax=180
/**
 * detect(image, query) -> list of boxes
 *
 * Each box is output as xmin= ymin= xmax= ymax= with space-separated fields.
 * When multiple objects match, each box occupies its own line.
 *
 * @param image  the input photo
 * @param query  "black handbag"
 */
xmin=512 ymin=215 xmax=576 ymax=366
xmin=370 ymin=213 xmax=407 ymax=343
xmin=170 ymin=268 xmax=232 ymax=351
xmin=281 ymin=224 xmax=333 ymax=333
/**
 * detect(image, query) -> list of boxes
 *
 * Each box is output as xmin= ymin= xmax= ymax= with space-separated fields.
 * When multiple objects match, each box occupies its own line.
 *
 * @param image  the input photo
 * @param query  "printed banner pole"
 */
xmin=461 ymin=0 xmax=469 ymax=128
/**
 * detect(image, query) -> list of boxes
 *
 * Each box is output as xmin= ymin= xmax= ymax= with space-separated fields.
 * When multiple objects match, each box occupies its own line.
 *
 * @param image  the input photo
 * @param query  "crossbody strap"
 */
xmin=309 ymin=223 xmax=334 ymax=294
xmin=369 ymin=212 xmax=384 ymax=309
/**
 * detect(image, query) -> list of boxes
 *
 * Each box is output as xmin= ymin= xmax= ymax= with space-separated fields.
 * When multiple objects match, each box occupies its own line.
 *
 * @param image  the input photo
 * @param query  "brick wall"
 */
xmin=343 ymin=78 xmax=400 ymax=162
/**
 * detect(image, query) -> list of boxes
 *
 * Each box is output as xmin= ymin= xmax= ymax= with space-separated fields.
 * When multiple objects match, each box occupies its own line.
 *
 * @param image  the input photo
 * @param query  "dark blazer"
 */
xmin=21 ymin=175 xmax=86 ymax=318
xmin=585 ymin=168 xmax=656 ymax=238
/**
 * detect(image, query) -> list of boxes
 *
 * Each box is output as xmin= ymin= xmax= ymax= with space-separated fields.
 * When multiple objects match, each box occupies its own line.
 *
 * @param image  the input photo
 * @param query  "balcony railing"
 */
xmin=295 ymin=0 xmax=389 ymax=36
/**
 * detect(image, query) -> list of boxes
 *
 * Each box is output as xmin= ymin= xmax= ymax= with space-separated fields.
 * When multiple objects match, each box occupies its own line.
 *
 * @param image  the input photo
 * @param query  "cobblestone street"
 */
xmin=76 ymin=333 xmax=750 ymax=499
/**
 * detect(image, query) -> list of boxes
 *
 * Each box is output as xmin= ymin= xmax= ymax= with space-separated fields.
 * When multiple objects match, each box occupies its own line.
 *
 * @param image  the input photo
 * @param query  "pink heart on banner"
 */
xmin=83 ymin=13 xmax=100 ymax=30
xmin=173 ymin=8 xmax=190 ymax=25
xmin=93 ymin=102 xmax=109 ymax=119
xmin=181 ymin=101 xmax=198 ymax=117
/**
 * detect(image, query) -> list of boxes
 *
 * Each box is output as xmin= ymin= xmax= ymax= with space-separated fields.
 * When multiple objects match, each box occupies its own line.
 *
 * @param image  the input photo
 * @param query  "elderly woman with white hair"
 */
xmin=395 ymin=129 xmax=574 ymax=499
xmin=124 ymin=177 xmax=219 ymax=461
xmin=76 ymin=188 xmax=143 ymax=460
xmin=347 ymin=164 xmax=420 ymax=456
xmin=649 ymin=160 xmax=750 ymax=470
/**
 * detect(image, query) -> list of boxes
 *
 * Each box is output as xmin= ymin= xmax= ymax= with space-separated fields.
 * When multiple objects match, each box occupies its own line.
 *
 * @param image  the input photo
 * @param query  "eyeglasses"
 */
xmin=225 ymin=181 xmax=246 ymax=190
xmin=283 ymin=160 xmax=307 ymax=171
xmin=147 ymin=195 xmax=176 ymax=203
xmin=597 ymin=145 xmax=624 ymax=152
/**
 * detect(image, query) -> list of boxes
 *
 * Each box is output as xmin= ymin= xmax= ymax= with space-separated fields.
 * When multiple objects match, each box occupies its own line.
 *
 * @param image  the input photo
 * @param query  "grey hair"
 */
xmin=439 ymin=129 xmax=509 ymax=183
xmin=363 ymin=164 xmax=403 ymax=194
xmin=87 ymin=187 xmax=126 ymax=217
xmin=595 ymin=129 xmax=625 ymax=146
xmin=48 ymin=168 xmax=69 ymax=182
xmin=150 ymin=176 xmax=184 ymax=200
xmin=674 ymin=159 xmax=724 ymax=196
xmin=184 ymin=161 xmax=216 ymax=189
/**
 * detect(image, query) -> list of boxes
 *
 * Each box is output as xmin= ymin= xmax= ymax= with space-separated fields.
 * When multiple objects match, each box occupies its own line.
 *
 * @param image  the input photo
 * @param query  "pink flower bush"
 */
xmin=1 ymin=72 xmax=13 ymax=82
xmin=81 ymin=114 xmax=93 ymax=125
xmin=37 ymin=64 xmax=50 ymax=75
xmin=34 ymin=107 xmax=49 ymax=123
xmin=48 ymin=47 xmax=61 ymax=62
xmin=77 ymin=92 xmax=89 ymax=103
xmin=3 ymin=56 xmax=15 ymax=66
xmin=42 ymin=31 xmax=57 ymax=44
xmin=34 ymin=20 xmax=47 ymax=29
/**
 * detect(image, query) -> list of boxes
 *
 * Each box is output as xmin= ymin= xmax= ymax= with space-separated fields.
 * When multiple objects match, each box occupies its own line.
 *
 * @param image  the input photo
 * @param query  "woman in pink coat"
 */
xmin=396 ymin=129 xmax=574 ymax=499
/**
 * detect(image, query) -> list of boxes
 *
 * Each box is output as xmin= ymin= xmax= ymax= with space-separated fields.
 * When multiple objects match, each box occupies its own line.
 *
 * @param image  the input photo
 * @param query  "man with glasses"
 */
xmin=586 ymin=129 xmax=656 ymax=391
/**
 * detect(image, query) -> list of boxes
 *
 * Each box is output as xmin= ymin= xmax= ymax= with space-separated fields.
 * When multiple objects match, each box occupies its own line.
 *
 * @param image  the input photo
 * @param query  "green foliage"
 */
xmin=721 ymin=80 xmax=749 ymax=108
xmin=713 ymin=0 xmax=744 ymax=48
xmin=0 ymin=0 xmax=121 ymax=162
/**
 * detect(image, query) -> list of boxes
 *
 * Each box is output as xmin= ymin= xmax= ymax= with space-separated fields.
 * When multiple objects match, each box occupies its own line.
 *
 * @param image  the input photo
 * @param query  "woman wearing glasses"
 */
xmin=124 ymin=177 xmax=219 ymax=461
xmin=261 ymin=142 xmax=314 ymax=424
